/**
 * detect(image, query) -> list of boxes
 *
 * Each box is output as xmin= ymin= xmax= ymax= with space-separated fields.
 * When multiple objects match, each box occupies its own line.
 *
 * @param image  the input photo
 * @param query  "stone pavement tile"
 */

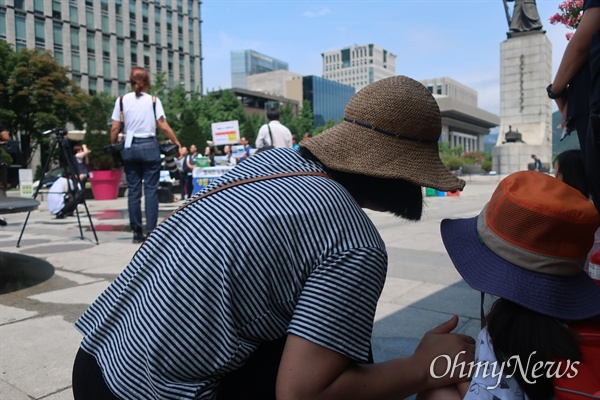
xmin=0 ymin=380 xmax=30 ymax=400
xmin=1 ymin=316 xmax=81 ymax=399
xmin=41 ymin=387 xmax=73 ymax=400
xmin=385 ymin=247 xmax=462 ymax=284
xmin=28 ymin=281 xmax=111 ymax=305
xmin=0 ymin=304 xmax=38 ymax=325
xmin=53 ymin=270 xmax=103 ymax=285
xmin=388 ymin=281 xmax=480 ymax=320
xmin=373 ymin=303 xmax=459 ymax=338
xmin=378 ymin=277 xmax=423 ymax=304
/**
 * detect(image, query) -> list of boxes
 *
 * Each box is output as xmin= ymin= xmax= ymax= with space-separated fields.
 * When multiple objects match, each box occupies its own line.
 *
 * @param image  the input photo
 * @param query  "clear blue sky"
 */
xmin=201 ymin=1 xmax=573 ymax=115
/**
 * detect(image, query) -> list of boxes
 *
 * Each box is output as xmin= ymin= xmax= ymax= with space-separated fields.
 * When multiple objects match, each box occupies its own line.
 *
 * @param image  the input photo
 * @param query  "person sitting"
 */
xmin=47 ymin=173 xmax=83 ymax=219
xmin=421 ymin=171 xmax=600 ymax=400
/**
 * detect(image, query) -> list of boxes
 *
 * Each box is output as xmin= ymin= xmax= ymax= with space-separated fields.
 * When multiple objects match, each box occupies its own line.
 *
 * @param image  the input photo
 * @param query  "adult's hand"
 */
xmin=410 ymin=315 xmax=476 ymax=389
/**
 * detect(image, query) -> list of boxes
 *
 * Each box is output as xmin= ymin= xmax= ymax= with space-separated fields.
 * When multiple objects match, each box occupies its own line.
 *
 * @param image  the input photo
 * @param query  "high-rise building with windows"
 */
xmin=321 ymin=44 xmax=396 ymax=92
xmin=0 ymin=0 xmax=203 ymax=96
xmin=230 ymin=49 xmax=288 ymax=89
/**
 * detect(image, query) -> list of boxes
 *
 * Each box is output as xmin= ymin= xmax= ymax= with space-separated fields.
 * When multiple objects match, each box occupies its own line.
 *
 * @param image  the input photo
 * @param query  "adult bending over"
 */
xmin=73 ymin=76 xmax=475 ymax=400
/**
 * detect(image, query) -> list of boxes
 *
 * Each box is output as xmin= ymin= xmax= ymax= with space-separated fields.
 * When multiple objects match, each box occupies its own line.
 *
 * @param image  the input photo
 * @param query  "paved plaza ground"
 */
xmin=0 ymin=174 xmax=503 ymax=399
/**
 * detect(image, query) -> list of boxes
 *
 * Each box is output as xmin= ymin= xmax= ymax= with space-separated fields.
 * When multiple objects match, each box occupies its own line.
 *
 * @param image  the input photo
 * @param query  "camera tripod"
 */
xmin=17 ymin=128 xmax=98 ymax=247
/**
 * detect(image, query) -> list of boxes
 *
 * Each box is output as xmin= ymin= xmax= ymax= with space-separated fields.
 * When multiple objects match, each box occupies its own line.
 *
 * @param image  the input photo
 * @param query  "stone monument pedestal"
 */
xmin=493 ymin=31 xmax=553 ymax=174
xmin=492 ymin=143 xmax=551 ymax=174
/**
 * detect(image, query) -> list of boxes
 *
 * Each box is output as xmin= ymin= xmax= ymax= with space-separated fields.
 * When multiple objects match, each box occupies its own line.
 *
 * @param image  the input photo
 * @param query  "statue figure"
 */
xmin=503 ymin=0 xmax=543 ymax=33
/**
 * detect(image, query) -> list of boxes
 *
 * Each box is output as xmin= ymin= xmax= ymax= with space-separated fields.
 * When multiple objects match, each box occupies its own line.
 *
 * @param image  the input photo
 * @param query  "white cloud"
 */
xmin=302 ymin=8 xmax=331 ymax=18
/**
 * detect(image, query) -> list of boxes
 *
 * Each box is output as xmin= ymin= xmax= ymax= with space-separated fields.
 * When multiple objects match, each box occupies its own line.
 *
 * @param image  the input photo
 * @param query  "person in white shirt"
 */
xmin=110 ymin=67 xmax=182 ymax=243
xmin=255 ymin=109 xmax=293 ymax=150
xmin=47 ymin=175 xmax=82 ymax=219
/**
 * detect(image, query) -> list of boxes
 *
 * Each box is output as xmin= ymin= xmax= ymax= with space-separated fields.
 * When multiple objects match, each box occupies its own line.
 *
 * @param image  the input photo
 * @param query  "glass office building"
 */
xmin=0 ymin=0 xmax=203 ymax=95
xmin=302 ymin=76 xmax=355 ymax=128
xmin=231 ymin=49 xmax=288 ymax=89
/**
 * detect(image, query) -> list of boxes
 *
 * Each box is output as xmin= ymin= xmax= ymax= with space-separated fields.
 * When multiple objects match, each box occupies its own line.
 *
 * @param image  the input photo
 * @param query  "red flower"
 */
xmin=550 ymin=0 xmax=583 ymax=39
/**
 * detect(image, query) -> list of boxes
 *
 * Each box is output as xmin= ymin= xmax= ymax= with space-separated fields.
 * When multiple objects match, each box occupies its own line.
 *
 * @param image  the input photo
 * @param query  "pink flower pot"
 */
xmin=89 ymin=170 xmax=123 ymax=200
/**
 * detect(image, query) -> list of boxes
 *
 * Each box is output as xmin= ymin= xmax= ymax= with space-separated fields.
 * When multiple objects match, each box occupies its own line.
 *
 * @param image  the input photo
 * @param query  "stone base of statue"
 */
xmin=492 ymin=143 xmax=551 ymax=174
xmin=493 ymin=30 xmax=553 ymax=174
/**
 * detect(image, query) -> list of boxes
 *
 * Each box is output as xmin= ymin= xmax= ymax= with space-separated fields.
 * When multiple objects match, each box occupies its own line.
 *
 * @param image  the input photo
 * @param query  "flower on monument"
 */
xmin=549 ymin=0 xmax=583 ymax=40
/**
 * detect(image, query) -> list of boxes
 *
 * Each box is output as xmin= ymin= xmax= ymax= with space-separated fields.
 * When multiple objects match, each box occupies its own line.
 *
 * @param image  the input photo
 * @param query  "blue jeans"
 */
xmin=122 ymin=138 xmax=161 ymax=233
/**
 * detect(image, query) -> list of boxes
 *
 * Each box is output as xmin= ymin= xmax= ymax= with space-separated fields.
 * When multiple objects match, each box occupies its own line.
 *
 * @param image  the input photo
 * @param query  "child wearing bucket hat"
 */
xmin=436 ymin=171 xmax=600 ymax=400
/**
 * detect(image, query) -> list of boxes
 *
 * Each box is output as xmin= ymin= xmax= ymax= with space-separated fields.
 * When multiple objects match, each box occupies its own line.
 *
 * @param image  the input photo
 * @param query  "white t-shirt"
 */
xmin=47 ymin=177 xmax=80 ymax=215
xmin=111 ymin=93 xmax=166 ymax=145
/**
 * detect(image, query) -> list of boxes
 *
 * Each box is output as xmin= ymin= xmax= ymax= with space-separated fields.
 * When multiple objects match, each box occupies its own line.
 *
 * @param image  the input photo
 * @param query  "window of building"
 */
xmin=178 ymin=14 xmax=183 ymax=34
xmin=177 ymin=0 xmax=182 ymax=12
xmin=35 ymin=18 xmax=45 ymax=47
xmin=117 ymin=63 xmax=125 ymax=80
xmin=52 ymin=1 xmax=61 ymax=18
xmin=155 ymin=7 xmax=161 ymax=29
xmin=119 ymin=82 xmax=126 ymax=93
xmin=34 ymin=0 xmax=43 ymax=14
xmin=104 ymin=80 xmax=112 ymax=94
xmin=69 ymin=1 xmax=78 ymax=24
xmin=167 ymin=10 xmax=172 ymax=31
xmin=86 ymin=4 xmax=94 ymax=29
xmin=87 ymin=32 xmax=95 ymax=54
xmin=437 ymin=84 xmax=442 ymax=95
xmin=72 ymin=54 xmax=80 ymax=71
xmin=14 ymin=0 xmax=25 ymax=10
xmin=53 ymin=23 xmax=63 ymax=49
xmin=115 ymin=0 xmax=122 ymax=14
xmin=129 ymin=0 xmax=136 ymax=21
xmin=130 ymin=26 xmax=136 ymax=40
xmin=188 ymin=0 xmax=193 ymax=17
xmin=116 ymin=17 xmax=123 ymax=36
xmin=54 ymin=50 xmax=63 ymax=66
xmin=103 ymin=60 xmax=110 ymax=79
xmin=89 ymin=78 xmax=97 ymax=95
xmin=88 ymin=58 xmax=96 ymax=77
xmin=143 ymin=26 xmax=149 ymax=42
xmin=142 ymin=2 xmax=148 ymax=24
xmin=101 ymin=11 xmax=109 ymax=31
xmin=166 ymin=0 xmax=172 ymax=9
xmin=179 ymin=54 xmax=184 ymax=78
xmin=0 ymin=11 xmax=6 ymax=40
xmin=144 ymin=45 xmax=150 ymax=68
xmin=156 ymin=52 xmax=162 ymax=70
xmin=102 ymin=35 xmax=110 ymax=58
xmin=117 ymin=39 xmax=124 ymax=60
xmin=71 ymin=27 xmax=79 ymax=50
xmin=131 ymin=52 xmax=137 ymax=64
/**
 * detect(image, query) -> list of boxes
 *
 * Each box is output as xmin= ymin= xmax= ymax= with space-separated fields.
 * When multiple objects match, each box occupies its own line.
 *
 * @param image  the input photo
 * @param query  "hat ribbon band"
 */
xmin=343 ymin=118 xmax=438 ymax=143
xmin=476 ymin=206 xmax=584 ymax=277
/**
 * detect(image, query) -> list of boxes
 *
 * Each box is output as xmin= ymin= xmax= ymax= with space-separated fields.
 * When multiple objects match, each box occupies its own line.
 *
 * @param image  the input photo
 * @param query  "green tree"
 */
xmin=296 ymin=101 xmax=314 ymax=135
xmin=0 ymin=44 xmax=90 ymax=167
xmin=178 ymin=108 xmax=205 ymax=148
xmin=83 ymin=92 xmax=117 ymax=170
xmin=240 ymin=113 xmax=265 ymax=144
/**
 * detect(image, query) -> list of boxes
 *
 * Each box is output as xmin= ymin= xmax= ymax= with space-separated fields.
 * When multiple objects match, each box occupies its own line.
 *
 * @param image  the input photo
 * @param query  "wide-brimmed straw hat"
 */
xmin=300 ymin=75 xmax=465 ymax=192
xmin=441 ymin=171 xmax=600 ymax=320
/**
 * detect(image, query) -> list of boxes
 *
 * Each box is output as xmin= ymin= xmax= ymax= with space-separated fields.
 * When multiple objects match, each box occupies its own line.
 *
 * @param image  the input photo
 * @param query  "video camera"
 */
xmin=42 ymin=128 xmax=68 ymax=137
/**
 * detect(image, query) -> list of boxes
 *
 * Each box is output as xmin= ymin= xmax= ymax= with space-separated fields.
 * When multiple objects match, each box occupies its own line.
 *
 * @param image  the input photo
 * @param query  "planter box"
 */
xmin=89 ymin=170 xmax=123 ymax=200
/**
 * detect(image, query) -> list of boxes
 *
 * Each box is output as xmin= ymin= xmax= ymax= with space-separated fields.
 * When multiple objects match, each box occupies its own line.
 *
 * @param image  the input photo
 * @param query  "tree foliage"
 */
xmin=84 ymin=92 xmax=117 ymax=170
xmin=0 ymin=42 xmax=90 ymax=167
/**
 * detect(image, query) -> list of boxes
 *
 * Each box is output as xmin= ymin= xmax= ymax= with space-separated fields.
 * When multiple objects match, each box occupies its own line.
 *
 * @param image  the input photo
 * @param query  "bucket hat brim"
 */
xmin=301 ymin=120 xmax=465 ymax=192
xmin=441 ymin=216 xmax=600 ymax=320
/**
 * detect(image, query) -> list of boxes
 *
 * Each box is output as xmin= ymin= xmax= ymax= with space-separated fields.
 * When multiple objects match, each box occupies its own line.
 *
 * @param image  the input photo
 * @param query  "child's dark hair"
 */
xmin=298 ymin=147 xmax=423 ymax=220
xmin=486 ymin=298 xmax=581 ymax=399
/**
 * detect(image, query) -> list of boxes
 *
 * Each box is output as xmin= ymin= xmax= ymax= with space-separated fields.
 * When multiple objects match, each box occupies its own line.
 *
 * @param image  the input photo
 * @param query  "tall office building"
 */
xmin=230 ymin=49 xmax=288 ymax=89
xmin=0 ymin=0 xmax=203 ymax=96
xmin=321 ymin=44 xmax=396 ymax=92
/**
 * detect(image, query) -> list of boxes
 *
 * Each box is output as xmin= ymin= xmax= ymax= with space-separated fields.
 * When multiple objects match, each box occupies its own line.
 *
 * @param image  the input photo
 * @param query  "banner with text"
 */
xmin=211 ymin=120 xmax=240 ymax=146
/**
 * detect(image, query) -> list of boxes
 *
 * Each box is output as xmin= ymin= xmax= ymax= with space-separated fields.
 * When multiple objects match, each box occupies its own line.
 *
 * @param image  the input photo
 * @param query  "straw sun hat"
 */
xmin=441 ymin=171 xmax=600 ymax=320
xmin=300 ymin=75 xmax=465 ymax=192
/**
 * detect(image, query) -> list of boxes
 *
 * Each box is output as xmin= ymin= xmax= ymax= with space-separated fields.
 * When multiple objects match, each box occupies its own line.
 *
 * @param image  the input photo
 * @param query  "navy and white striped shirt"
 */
xmin=75 ymin=148 xmax=388 ymax=399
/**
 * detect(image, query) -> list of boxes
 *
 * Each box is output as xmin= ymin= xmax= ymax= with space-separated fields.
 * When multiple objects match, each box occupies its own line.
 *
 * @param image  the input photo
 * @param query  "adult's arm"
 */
xmin=551 ymin=7 xmax=600 ymax=113
xmin=110 ymin=120 xmax=121 ymax=144
xmin=276 ymin=315 xmax=475 ymax=400
xmin=185 ymin=155 xmax=195 ymax=170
